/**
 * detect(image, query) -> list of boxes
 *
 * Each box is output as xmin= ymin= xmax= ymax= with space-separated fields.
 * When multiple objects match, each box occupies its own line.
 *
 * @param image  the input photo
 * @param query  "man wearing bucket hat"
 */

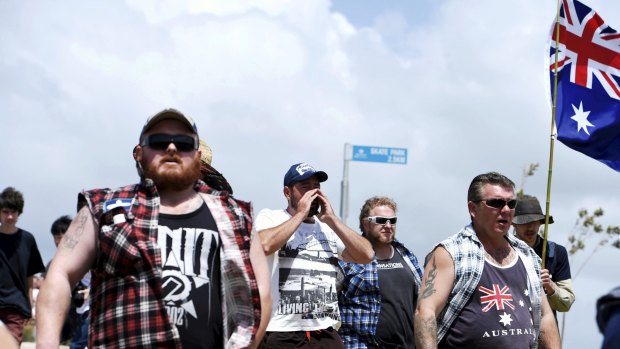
xmin=37 ymin=108 xmax=271 ymax=349
xmin=513 ymin=195 xmax=575 ymax=317
xmin=255 ymin=162 xmax=373 ymax=348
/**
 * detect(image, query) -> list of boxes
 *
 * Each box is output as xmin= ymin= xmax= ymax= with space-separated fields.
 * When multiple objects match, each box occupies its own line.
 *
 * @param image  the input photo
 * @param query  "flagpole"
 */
xmin=542 ymin=0 xmax=563 ymax=270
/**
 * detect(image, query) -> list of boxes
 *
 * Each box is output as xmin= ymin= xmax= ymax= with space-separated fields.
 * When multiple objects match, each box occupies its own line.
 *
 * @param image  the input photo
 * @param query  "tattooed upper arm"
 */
xmin=421 ymin=255 xmax=438 ymax=299
xmin=61 ymin=207 xmax=92 ymax=250
xmin=417 ymin=246 xmax=454 ymax=315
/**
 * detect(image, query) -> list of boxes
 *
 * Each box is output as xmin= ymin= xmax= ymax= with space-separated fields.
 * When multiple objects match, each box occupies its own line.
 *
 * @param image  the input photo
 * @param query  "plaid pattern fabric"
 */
xmin=201 ymin=191 xmax=260 ymax=348
xmin=338 ymin=240 xmax=422 ymax=349
xmin=81 ymin=179 xmax=259 ymax=349
xmin=396 ymin=240 xmax=423 ymax=287
xmin=437 ymin=225 xmax=543 ymax=348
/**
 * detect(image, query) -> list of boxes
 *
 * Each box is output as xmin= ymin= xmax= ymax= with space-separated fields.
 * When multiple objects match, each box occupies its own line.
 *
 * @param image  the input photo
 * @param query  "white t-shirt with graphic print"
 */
xmin=255 ymin=208 xmax=345 ymax=332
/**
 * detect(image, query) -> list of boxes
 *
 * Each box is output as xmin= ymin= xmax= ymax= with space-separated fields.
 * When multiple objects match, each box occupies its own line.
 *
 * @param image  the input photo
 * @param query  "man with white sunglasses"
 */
xmin=338 ymin=196 xmax=423 ymax=349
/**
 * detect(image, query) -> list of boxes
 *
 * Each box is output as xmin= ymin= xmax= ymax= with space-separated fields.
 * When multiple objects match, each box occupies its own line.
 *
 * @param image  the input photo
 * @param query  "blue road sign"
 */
xmin=351 ymin=145 xmax=407 ymax=164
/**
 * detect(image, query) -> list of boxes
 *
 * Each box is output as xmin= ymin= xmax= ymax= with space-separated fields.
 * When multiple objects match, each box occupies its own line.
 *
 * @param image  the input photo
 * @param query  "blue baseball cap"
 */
xmin=283 ymin=163 xmax=328 ymax=186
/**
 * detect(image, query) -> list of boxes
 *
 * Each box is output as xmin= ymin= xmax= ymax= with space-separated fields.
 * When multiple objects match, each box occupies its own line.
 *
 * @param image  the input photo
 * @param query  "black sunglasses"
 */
xmin=479 ymin=198 xmax=517 ymax=209
xmin=367 ymin=216 xmax=397 ymax=225
xmin=142 ymin=134 xmax=198 ymax=152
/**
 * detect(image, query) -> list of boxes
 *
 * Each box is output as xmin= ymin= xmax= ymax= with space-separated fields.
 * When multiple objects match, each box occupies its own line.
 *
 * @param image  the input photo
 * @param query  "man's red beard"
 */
xmin=141 ymin=153 xmax=201 ymax=192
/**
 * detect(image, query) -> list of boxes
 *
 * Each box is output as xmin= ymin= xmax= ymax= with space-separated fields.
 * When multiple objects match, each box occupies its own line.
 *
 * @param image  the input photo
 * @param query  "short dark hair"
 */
xmin=51 ymin=215 xmax=72 ymax=236
xmin=358 ymin=196 xmax=397 ymax=234
xmin=467 ymin=172 xmax=515 ymax=203
xmin=0 ymin=187 xmax=25 ymax=214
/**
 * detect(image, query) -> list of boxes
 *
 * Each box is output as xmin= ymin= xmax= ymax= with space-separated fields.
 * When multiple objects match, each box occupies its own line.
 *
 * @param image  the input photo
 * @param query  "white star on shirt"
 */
xmin=519 ymin=300 xmax=525 ymax=307
xmin=499 ymin=312 xmax=513 ymax=327
xmin=524 ymin=289 xmax=529 ymax=297
xmin=570 ymin=101 xmax=594 ymax=135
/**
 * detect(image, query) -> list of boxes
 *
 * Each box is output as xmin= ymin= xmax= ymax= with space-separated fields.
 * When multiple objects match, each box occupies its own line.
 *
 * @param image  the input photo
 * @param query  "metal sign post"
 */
xmin=339 ymin=143 xmax=352 ymax=221
xmin=339 ymin=144 xmax=408 ymax=223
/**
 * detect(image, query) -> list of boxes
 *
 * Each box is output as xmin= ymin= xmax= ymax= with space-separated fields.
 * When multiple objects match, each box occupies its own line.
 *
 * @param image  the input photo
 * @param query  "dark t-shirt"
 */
xmin=376 ymin=249 xmax=417 ymax=349
xmin=533 ymin=238 xmax=571 ymax=282
xmin=440 ymin=256 xmax=535 ymax=349
xmin=158 ymin=203 xmax=222 ymax=349
xmin=0 ymin=228 xmax=45 ymax=317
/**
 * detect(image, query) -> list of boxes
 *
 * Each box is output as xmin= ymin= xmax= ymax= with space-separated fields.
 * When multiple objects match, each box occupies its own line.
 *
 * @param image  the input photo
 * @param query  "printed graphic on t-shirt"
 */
xmin=158 ymin=225 xmax=219 ymax=328
xmin=376 ymin=251 xmax=417 ymax=348
xmin=376 ymin=261 xmax=404 ymax=270
xmin=276 ymin=228 xmax=340 ymax=322
xmin=479 ymin=284 xmax=516 ymax=312
xmin=476 ymin=283 xmax=535 ymax=339
xmin=441 ymin=258 xmax=536 ymax=349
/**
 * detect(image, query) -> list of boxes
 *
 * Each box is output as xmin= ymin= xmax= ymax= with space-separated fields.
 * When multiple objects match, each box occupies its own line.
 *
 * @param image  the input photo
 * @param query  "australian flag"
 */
xmin=549 ymin=0 xmax=620 ymax=171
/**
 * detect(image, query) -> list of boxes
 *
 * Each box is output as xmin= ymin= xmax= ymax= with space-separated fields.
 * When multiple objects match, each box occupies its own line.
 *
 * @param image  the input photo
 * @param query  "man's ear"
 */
xmin=133 ymin=145 xmax=142 ymax=161
xmin=283 ymin=186 xmax=291 ymax=201
xmin=467 ymin=201 xmax=477 ymax=220
xmin=361 ymin=219 xmax=369 ymax=235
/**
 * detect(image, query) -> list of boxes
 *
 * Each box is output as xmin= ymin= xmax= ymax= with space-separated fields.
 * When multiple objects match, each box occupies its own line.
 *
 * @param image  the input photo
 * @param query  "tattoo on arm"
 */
xmin=62 ymin=210 xmax=88 ymax=249
xmin=422 ymin=256 xmax=438 ymax=299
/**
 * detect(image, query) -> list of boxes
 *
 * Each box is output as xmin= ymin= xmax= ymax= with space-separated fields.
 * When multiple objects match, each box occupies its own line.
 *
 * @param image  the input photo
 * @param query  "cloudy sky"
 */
xmin=1 ymin=0 xmax=619 ymax=347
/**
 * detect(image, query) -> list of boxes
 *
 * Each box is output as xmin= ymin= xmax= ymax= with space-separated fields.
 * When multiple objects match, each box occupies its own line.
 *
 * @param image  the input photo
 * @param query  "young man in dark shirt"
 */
xmin=512 ymin=195 xmax=575 ymax=318
xmin=0 ymin=187 xmax=45 ymax=344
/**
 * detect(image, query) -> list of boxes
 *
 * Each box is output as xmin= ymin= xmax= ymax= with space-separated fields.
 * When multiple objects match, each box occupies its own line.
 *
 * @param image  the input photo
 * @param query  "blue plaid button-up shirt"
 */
xmin=338 ymin=240 xmax=423 ymax=349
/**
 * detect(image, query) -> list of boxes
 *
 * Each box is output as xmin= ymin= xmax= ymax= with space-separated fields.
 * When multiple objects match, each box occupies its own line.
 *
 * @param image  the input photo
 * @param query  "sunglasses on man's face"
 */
xmin=479 ymin=198 xmax=517 ymax=209
xmin=367 ymin=216 xmax=397 ymax=225
xmin=142 ymin=134 xmax=198 ymax=152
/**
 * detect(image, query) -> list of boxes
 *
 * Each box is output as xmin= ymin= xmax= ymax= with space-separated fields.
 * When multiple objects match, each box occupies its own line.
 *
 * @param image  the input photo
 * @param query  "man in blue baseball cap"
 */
xmin=256 ymin=162 xmax=374 ymax=348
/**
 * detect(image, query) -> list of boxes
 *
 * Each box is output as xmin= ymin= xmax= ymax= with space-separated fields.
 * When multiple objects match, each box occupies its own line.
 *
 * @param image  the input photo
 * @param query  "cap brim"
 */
xmin=513 ymin=214 xmax=554 ymax=225
xmin=285 ymin=170 xmax=329 ymax=186
xmin=314 ymin=171 xmax=328 ymax=182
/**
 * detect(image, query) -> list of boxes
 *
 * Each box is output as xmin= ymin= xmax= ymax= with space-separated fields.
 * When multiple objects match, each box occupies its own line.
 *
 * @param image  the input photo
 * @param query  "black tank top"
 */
xmin=440 ymin=255 xmax=536 ymax=349
xmin=158 ymin=202 xmax=222 ymax=349
xmin=376 ymin=249 xmax=417 ymax=348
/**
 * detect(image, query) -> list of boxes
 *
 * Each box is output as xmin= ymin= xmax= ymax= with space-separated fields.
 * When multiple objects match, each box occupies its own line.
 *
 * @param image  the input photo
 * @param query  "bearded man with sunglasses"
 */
xmin=338 ymin=196 xmax=423 ymax=349
xmin=255 ymin=163 xmax=373 ymax=349
xmin=415 ymin=172 xmax=560 ymax=349
xmin=37 ymin=109 xmax=271 ymax=349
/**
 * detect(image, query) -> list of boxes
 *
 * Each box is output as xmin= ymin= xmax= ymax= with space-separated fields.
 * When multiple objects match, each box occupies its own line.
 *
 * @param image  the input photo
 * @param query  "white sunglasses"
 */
xmin=367 ymin=216 xmax=397 ymax=225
